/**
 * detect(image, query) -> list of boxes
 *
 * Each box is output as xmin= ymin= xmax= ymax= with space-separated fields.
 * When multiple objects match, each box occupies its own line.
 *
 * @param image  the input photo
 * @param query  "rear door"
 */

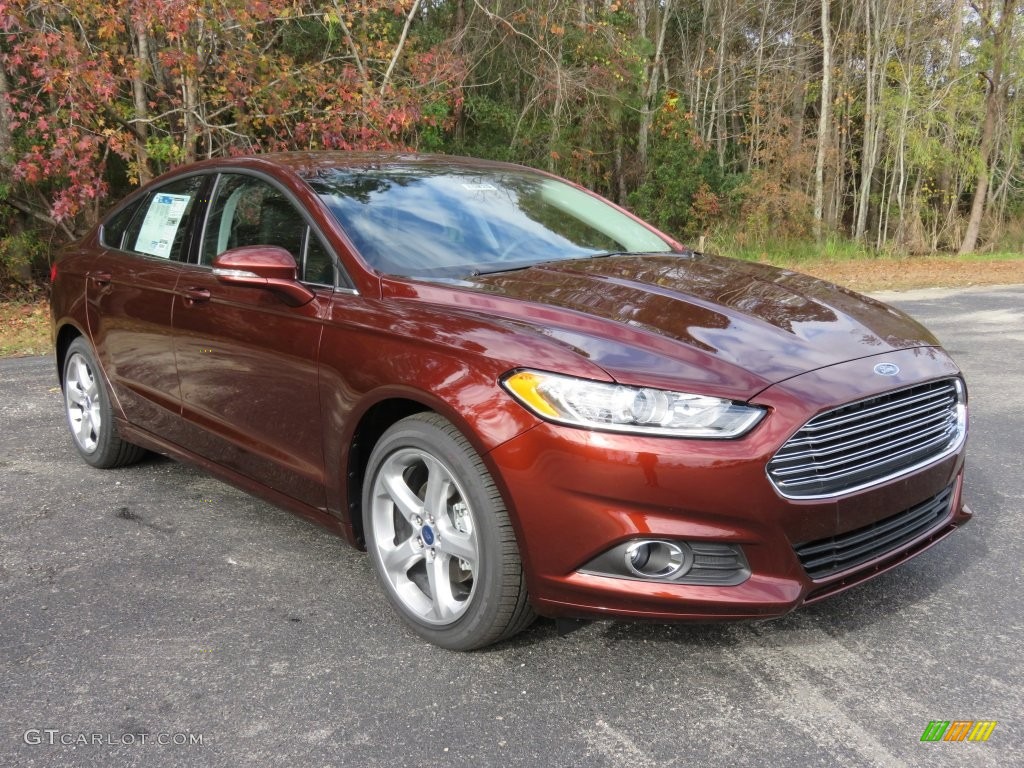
xmin=85 ymin=174 xmax=208 ymax=435
xmin=171 ymin=172 xmax=335 ymax=508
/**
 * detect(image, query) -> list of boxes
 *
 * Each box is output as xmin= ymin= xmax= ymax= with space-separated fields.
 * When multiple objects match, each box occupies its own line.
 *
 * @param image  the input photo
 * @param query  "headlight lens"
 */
xmin=501 ymin=370 xmax=766 ymax=438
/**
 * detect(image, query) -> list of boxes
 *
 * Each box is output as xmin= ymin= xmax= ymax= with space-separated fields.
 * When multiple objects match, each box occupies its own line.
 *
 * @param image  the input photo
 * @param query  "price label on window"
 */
xmin=134 ymin=193 xmax=192 ymax=258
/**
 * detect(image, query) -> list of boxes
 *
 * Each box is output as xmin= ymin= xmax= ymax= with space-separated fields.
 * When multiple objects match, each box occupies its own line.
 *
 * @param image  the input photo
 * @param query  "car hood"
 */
xmin=400 ymin=253 xmax=942 ymax=400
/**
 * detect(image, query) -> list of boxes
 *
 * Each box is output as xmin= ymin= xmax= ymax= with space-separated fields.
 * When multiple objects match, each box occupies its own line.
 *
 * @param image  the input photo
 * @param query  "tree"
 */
xmin=959 ymin=0 xmax=1018 ymax=253
xmin=813 ymin=0 xmax=832 ymax=240
xmin=1 ymin=0 xmax=463 ymax=233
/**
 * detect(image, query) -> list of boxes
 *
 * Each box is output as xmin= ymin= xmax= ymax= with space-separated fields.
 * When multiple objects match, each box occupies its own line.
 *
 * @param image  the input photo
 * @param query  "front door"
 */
xmin=171 ymin=173 xmax=333 ymax=508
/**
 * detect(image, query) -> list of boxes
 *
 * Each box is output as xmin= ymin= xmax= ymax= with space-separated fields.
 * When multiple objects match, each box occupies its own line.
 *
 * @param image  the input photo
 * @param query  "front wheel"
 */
xmin=362 ymin=413 xmax=534 ymax=650
xmin=62 ymin=337 xmax=146 ymax=468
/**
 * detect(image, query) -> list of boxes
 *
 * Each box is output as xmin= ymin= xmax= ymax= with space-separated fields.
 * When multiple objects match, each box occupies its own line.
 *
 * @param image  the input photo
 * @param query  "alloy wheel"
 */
xmin=369 ymin=448 xmax=479 ymax=626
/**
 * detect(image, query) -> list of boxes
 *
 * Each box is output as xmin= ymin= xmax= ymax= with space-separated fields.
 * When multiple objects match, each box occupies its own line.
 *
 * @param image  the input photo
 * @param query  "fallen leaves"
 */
xmin=0 ymin=298 xmax=50 ymax=357
xmin=789 ymin=256 xmax=1024 ymax=293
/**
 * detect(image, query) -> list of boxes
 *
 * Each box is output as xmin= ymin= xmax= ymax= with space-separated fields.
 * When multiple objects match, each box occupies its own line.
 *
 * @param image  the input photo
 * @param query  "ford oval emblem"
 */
xmin=874 ymin=363 xmax=900 ymax=376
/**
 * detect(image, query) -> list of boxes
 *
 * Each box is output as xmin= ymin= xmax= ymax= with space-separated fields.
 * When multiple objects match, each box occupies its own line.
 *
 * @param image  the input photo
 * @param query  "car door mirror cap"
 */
xmin=212 ymin=246 xmax=315 ymax=306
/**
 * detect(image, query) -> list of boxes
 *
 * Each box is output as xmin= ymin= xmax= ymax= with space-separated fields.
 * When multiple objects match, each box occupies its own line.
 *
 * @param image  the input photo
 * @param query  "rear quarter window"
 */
xmin=100 ymin=199 xmax=146 ymax=251
xmin=103 ymin=175 xmax=206 ymax=261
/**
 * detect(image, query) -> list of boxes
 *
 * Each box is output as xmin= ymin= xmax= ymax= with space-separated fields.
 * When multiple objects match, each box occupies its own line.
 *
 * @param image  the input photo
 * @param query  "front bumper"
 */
xmin=486 ymin=348 xmax=971 ymax=621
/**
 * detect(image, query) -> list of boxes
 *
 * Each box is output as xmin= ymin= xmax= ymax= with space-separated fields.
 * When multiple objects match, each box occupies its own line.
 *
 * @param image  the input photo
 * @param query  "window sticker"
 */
xmin=134 ymin=193 xmax=192 ymax=258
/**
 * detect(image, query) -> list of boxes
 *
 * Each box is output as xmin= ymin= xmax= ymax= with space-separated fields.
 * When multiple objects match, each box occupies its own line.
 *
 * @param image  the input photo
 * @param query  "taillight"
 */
xmin=50 ymin=263 xmax=58 ymax=283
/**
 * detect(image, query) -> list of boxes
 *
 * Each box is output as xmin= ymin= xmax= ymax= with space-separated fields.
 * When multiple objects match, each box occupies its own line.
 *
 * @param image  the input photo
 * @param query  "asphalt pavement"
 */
xmin=1 ymin=284 xmax=1022 ymax=767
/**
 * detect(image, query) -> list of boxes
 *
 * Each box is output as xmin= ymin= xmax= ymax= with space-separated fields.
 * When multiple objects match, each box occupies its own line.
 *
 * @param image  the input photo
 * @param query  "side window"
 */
xmin=122 ymin=175 xmax=204 ymax=261
xmin=100 ymin=198 xmax=146 ymax=250
xmin=304 ymin=231 xmax=336 ymax=286
xmin=202 ymin=174 xmax=337 ymax=286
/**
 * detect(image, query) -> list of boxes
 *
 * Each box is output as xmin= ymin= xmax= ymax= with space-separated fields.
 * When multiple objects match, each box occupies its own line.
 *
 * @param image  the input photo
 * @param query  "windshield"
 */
xmin=307 ymin=165 xmax=674 ymax=279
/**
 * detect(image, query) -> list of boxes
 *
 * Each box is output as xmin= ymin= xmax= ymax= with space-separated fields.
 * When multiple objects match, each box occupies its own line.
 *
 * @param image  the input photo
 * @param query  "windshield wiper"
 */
xmin=469 ymin=265 xmax=533 ymax=277
xmin=469 ymin=259 xmax=560 ymax=277
xmin=586 ymin=250 xmax=641 ymax=259
xmin=469 ymin=252 xmax=640 ymax=277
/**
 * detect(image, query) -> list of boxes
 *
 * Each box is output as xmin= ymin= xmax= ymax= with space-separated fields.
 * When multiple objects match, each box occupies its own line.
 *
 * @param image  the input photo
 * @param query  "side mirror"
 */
xmin=212 ymin=246 xmax=315 ymax=307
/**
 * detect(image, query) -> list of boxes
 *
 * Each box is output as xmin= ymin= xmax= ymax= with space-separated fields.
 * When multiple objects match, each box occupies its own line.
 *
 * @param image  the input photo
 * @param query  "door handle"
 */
xmin=87 ymin=270 xmax=112 ymax=286
xmin=182 ymin=287 xmax=211 ymax=304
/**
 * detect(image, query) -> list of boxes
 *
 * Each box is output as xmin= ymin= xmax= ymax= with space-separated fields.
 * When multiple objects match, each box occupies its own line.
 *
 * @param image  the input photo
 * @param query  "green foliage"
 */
xmin=279 ymin=17 xmax=334 ymax=61
xmin=708 ymin=231 xmax=875 ymax=264
xmin=452 ymin=95 xmax=520 ymax=162
xmin=0 ymin=230 xmax=48 ymax=287
xmin=144 ymin=136 xmax=185 ymax=169
xmin=416 ymin=100 xmax=452 ymax=153
xmin=629 ymin=101 xmax=726 ymax=240
xmin=1 ymin=0 xmax=1021 ymax=286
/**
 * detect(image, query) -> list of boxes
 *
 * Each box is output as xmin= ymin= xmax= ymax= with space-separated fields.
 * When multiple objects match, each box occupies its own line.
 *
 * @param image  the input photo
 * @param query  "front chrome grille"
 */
xmin=795 ymin=485 xmax=954 ymax=580
xmin=768 ymin=378 xmax=965 ymax=498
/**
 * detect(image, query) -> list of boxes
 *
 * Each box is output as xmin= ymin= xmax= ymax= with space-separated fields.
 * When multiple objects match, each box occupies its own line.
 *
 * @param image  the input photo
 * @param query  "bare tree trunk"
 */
xmin=131 ymin=18 xmax=152 ymax=183
xmin=181 ymin=70 xmax=199 ymax=164
xmin=959 ymin=0 xmax=1013 ymax=254
xmin=330 ymin=0 xmax=369 ymax=87
xmin=713 ymin=2 xmax=727 ymax=167
xmin=637 ymin=0 xmax=673 ymax=173
xmin=452 ymin=0 xmax=467 ymax=141
xmin=855 ymin=0 xmax=884 ymax=242
xmin=813 ymin=0 xmax=831 ymax=240
xmin=893 ymin=8 xmax=913 ymax=249
xmin=876 ymin=160 xmax=891 ymax=250
xmin=689 ymin=7 xmax=711 ymax=139
xmin=547 ymin=69 xmax=563 ymax=173
xmin=614 ymin=132 xmax=626 ymax=203
xmin=706 ymin=0 xmax=728 ymax=156
xmin=937 ymin=1 xmax=964 ymax=234
xmin=380 ymin=0 xmax=423 ymax=95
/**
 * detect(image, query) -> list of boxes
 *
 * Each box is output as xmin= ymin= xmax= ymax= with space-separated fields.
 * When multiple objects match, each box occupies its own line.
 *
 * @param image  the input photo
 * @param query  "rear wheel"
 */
xmin=62 ymin=337 xmax=146 ymax=468
xmin=362 ymin=413 xmax=534 ymax=650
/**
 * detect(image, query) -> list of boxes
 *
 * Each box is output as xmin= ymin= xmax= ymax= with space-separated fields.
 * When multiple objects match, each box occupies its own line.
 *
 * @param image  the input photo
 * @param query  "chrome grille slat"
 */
xmin=770 ymin=419 xmax=955 ymax=477
xmin=767 ymin=378 xmax=965 ymax=498
xmin=795 ymin=387 xmax=954 ymax=433
xmin=795 ymin=486 xmax=953 ymax=579
xmin=776 ymin=431 xmax=955 ymax=489
xmin=778 ymin=397 xmax=955 ymax=453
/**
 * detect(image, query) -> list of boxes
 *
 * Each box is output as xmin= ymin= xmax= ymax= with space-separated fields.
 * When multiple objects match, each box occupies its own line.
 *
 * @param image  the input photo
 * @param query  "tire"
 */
xmin=62 ymin=337 xmax=146 ymax=469
xmin=362 ymin=413 xmax=535 ymax=650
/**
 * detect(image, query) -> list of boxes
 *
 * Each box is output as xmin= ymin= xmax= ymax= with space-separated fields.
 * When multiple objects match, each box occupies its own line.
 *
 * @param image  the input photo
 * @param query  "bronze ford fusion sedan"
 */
xmin=50 ymin=152 xmax=971 ymax=649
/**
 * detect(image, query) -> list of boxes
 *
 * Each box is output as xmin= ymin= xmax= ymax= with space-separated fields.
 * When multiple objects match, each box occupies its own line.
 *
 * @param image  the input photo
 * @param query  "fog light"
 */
xmin=579 ymin=540 xmax=749 ymax=585
xmin=624 ymin=540 xmax=692 ymax=579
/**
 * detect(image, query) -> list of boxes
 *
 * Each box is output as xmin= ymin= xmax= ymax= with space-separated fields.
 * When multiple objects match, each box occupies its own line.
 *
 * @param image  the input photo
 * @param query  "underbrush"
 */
xmin=0 ymin=297 xmax=50 ymax=357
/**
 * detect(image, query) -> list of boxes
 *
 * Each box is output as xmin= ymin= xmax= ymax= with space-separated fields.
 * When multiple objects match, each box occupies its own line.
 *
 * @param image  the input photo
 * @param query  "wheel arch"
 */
xmin=345 ymin=397 xmax=432 ymax=547
xmin=54 ymin=321 xmax=86 ymax=388
xmin=341 ymin=383 xmax=534 ymax=549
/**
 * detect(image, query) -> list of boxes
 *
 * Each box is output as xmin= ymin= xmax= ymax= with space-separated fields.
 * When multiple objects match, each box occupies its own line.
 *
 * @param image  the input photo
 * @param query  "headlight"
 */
xmin=501 ymin=369 xmax=766 ymax=438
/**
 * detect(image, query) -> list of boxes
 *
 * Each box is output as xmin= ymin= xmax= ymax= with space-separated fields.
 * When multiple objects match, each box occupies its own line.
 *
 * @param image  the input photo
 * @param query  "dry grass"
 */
xmin=774 ymin=254 xmax=1024 ymax=293
xmin=0 ymin=298 xmax=51 ymax=357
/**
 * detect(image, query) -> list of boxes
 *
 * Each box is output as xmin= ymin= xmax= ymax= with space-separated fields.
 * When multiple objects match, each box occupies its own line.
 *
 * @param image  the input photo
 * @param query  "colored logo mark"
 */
xmin=920 ymin=720 xmax=997 ymax=742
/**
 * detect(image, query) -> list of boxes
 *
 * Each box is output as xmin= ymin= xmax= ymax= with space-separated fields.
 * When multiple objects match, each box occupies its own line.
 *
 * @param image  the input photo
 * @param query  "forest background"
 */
xmin=0 ymin=0 xmax=1021 ymax=306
